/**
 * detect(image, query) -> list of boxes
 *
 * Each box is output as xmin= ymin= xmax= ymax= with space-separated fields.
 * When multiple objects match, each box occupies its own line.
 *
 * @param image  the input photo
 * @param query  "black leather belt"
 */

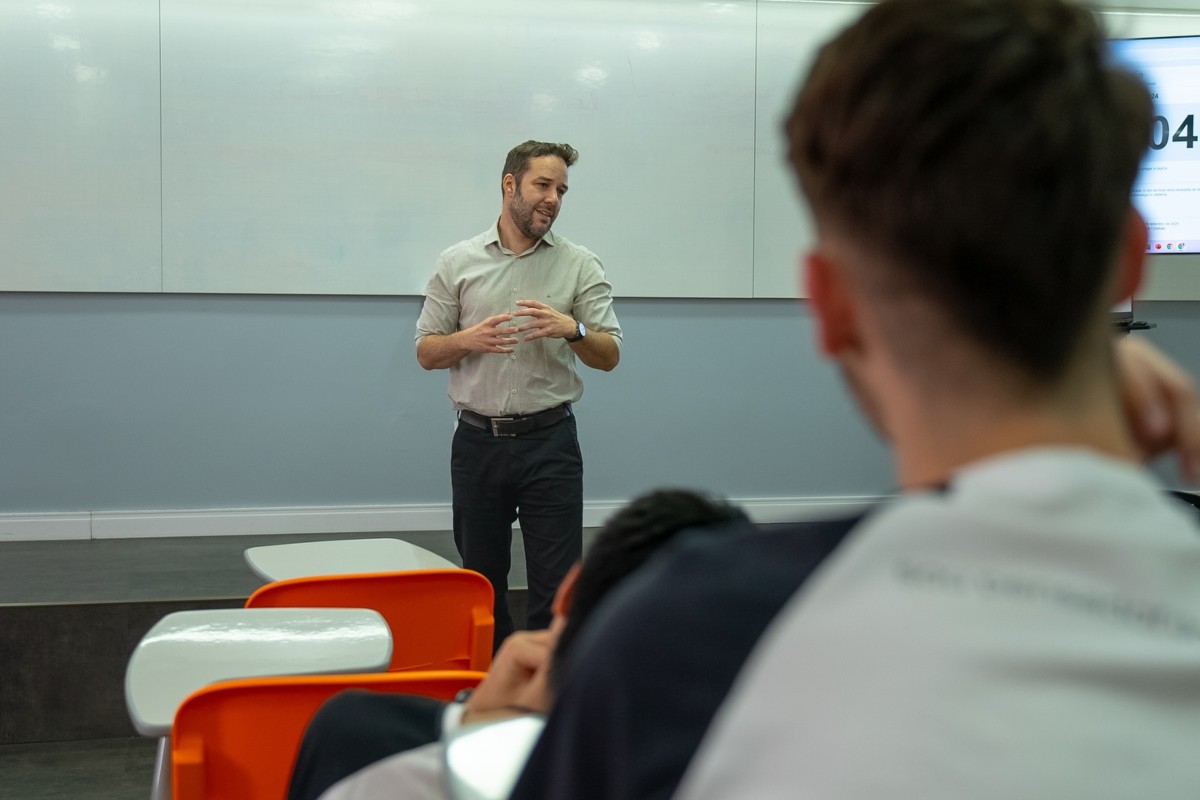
xmin=458 ymin=404 xmax=571 ymax=438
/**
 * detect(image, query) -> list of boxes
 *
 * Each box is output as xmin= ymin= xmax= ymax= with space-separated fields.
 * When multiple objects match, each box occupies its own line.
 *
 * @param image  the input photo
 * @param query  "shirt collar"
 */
xmin=486 ymin=221 xmax=557 ymax=255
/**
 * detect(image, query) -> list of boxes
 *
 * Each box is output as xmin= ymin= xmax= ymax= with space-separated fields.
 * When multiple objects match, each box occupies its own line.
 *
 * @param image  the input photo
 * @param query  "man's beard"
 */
xmin=510 ymin=186 xmax=553 ymax=241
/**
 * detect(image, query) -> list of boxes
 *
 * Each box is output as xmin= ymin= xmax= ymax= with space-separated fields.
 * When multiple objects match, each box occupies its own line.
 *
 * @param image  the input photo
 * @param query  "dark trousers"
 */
xmin=451 ymin=413 xmax=583 ymax=646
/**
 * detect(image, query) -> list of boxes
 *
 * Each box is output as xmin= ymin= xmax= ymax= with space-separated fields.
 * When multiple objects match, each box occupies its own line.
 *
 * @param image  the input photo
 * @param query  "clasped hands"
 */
xmin=463 ymin=300 xmax=577 ymax=354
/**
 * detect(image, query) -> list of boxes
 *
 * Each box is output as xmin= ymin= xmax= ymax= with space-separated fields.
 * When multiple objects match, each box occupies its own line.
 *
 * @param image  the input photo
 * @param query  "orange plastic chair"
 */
xmin=245 ymin=568 xmax=494 ymax=672
xmin=171 ymin=669 xmax=485 ymax=800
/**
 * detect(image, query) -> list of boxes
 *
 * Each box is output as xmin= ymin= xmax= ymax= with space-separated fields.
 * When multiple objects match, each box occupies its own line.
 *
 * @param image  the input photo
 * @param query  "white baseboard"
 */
xmin=0 ymin=513 xmax=92 ymax=542
xmin=0 ymin=496 xmax=884 ymax=542
xmin=90 ymin=505 xmax=453 ymax=540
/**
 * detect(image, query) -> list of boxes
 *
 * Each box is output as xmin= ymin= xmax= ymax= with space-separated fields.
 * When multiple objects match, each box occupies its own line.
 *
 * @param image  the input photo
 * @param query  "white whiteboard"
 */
xmin=1 ymin=0 xmax=842 ymax=298
xmin=753 ymin=1 xmax=868 ymax=298
xmin=6 ymin=0 xmax=1200 ymax=298
xmin=160 ymin=0 xmax=759 ymax=297
xmin=0 ymin=0 xmax=161 ymax=292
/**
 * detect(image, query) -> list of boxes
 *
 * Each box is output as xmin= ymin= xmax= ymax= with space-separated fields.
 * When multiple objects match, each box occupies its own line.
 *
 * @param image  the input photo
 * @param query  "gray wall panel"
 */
xmin=0 ymin=293 xmax=892 ymax=512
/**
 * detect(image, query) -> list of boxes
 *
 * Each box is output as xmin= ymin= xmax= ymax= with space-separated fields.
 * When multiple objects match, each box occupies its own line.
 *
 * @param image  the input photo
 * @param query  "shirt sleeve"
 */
xmin=571 ymin=254 xmax=622 ymax=347
xmin=439 ymin=701 xmax=468 ymax=736
xmin=415 ymin=258 xmax=461 ymax=343
xmin=315 ymin=742 xmax=448 ymax=800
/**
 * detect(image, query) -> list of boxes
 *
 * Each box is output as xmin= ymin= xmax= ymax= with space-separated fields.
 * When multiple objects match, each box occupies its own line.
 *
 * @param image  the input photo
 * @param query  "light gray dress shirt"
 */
xmin=676 ymin=448 xmax=1200 ymax=800
xmin=415 ymin=224 xmax=622 ymax=417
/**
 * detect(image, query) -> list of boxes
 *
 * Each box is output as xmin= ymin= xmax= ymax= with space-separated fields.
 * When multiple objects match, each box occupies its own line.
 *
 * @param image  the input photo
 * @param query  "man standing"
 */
xmin=416 ymin=141 xmax=621 ymax=645
xmin=510 ymin=2 xmax=1200 ymax=798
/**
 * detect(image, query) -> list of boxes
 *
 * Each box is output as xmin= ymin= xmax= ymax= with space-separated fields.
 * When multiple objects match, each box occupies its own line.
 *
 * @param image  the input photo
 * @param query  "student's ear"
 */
xmin=804 ymin=249 xmax=858 ymax=357
xmin=1113 ymin=207 xmax=1148 ymax=304
xmin=551 ymin=562 xmax=582 ymax=620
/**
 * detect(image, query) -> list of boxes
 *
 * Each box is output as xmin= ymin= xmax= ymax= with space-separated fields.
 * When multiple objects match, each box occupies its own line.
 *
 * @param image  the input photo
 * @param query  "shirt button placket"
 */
xmin=511 ymin=286 xmax=520 ymax=365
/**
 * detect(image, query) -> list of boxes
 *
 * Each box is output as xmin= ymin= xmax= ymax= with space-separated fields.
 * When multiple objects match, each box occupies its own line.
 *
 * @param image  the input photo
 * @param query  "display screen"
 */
xmin=1110 ymin=35 xmax=1200 ymax=256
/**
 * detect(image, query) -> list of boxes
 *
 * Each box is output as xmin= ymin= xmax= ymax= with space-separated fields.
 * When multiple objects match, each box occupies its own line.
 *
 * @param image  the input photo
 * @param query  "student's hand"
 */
xmin=1116 ymin=336 xmax=1200 ymax=483
xmin=462 ymin=627 xmax=559 ymax=725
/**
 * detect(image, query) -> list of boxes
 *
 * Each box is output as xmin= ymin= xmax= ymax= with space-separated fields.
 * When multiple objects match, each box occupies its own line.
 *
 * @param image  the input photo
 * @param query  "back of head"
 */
xmin=787 ymin=0 xmax=1152 ymax=381
xmin=551 ymin=489 xmax=748 ymax=681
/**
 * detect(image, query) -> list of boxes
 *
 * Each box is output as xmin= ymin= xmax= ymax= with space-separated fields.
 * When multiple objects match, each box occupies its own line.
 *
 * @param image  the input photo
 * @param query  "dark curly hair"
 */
xmin=502 ymin=141 xmax=579 ymax=192
xmin=550 ymin=488 xmax=749 ymax=687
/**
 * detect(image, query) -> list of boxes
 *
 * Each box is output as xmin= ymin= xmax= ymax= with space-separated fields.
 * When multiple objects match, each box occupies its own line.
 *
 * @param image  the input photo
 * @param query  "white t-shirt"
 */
xmin=317 ymin=742 xmax=447 ymax=800
xmin=316 ymin=705 xmax=542 ymax=800
xmin=678 ymin=448 xmax=1200 ymax=800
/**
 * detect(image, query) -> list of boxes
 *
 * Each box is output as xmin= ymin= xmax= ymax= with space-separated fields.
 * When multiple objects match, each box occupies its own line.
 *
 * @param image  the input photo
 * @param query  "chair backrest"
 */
xmin=172 ymin=670 xmax=485 ymax=800
xmin=245 ymin=568 xmax=494 ymax=672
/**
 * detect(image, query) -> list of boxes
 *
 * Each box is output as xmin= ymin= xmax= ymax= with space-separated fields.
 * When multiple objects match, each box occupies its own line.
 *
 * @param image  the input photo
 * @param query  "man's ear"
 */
xmin=502 ymin=173 xmax=516 ymax=198
xmin=804 ymin=249 xmax=858 ymax=357
xmin=551 ymin=562 xmax=582 ymax=620
xmin=1112 ymin=207 xmax=1148 ymax=305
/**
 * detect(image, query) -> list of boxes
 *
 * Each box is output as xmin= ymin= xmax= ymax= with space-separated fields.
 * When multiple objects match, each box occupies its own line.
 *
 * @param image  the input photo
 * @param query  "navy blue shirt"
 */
xmin=509 ymin=514 xmax=867 ymax=800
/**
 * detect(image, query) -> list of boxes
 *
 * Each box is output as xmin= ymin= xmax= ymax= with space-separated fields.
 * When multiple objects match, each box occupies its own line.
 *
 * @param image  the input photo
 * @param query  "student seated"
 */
xmin=286 ymin=488 xmax=751 ymax=800
xmin=508 ymin=1 xmax=1200 ymax=798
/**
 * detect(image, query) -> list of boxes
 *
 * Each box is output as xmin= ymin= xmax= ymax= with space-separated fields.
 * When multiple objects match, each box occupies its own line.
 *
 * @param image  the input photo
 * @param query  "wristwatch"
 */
xmin=565 ymin=320 xmax=586 ymax=343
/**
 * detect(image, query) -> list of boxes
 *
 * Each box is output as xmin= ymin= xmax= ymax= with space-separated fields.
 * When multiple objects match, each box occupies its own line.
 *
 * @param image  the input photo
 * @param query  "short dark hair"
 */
xmin=503 ymin=141 xmax=579 ymax=189
xmin=787 ymin=0 xmax=1153 ymax=380
xmin=551 ymin=489 xmax=748 ymax=684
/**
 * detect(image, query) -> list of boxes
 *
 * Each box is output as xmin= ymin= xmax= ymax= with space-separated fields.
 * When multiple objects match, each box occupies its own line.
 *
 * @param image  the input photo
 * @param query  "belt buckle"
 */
xmin=490 ymin=417 xmax=517 ymax=437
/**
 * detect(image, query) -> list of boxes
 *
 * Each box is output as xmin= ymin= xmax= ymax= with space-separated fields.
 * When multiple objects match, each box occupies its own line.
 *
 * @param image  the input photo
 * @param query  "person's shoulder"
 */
xmin=544 ymin=231 xmax=602 ymax=264
xmin=667 ymin=513 xmax=870 ymax=578
xmin=438 ymin=229 xmax=493 ymax=262
xmin=564 ymin=511 xmax=870 ymax=665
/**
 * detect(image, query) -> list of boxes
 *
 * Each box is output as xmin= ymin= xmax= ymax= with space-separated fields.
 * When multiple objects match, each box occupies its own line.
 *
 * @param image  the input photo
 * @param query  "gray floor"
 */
xmin=0 ymin=737 xmax=158 ymax=800
xmin=0 ymin=527 xmax=598 ymax=798
xmin=0 ymin=529 xmax=469 ymax=605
